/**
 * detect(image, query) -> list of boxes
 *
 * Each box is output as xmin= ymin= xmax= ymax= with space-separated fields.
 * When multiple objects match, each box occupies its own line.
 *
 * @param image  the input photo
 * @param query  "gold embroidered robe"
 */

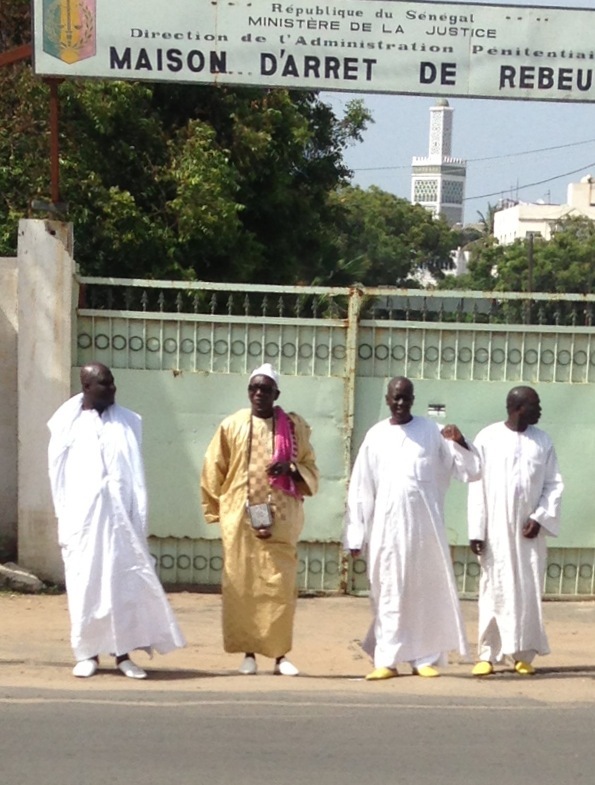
xmin=201 ymin=408 xmax=319 ymax=658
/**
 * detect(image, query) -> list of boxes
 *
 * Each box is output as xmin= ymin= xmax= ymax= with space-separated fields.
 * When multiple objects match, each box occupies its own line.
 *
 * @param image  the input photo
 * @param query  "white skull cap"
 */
xmin=249 ymin=363 xmax=280 ymax=389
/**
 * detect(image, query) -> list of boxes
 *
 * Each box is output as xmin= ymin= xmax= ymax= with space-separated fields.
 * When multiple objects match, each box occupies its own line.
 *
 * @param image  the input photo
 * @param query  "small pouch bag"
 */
xmin=246 ymin=501 xmax=274 ymax=530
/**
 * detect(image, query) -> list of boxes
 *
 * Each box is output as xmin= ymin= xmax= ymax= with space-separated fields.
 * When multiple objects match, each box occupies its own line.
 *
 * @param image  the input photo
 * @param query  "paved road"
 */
xmin=2 ymin=686 xmax=595 ymax=785
xmin=3 ymin=593 xmax=595 ymax=785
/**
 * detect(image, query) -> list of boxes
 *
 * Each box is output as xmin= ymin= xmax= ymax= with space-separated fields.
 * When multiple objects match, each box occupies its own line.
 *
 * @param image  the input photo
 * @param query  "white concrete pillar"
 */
xmin=17 ymin=219 xmax=75 ymax=583
xmin=0 ymin=257 xmax=18 ymax=560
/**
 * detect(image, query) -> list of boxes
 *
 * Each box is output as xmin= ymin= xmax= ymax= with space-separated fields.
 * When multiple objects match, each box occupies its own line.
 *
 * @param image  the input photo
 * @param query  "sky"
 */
xmin=322 ymin=0 xmax=595 ymax=226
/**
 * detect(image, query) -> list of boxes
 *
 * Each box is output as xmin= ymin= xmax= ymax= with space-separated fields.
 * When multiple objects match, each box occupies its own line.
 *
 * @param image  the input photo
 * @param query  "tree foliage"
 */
xmin=0 ymin=1 xmax=373 ymax=282
xmin=0 ymin=0 xmax=30 ymax=49
xmin=442 ymin=216 xmax=595 ymax=294
xmin=1 ymin=0 xmax=466 ymax=287
xmin=1 ymin=62 xmax=373 ymax=281
xmin=314 ymin=186 xmax=461 ymax=286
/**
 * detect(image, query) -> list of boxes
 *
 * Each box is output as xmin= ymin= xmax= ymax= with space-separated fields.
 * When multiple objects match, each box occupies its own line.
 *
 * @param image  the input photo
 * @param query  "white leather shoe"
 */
xmin=239 ymin=655 xmax=257 ymax=675
xmin=117 ymin=659 xmax=147 ymax=679
xmin=274 ymin=657 xmax=299 ymax=676
xmin=72 ymin=659 xmax=98 ymax=678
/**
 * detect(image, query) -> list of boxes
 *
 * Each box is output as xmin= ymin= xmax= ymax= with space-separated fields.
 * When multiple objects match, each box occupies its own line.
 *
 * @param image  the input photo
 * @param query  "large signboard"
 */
xmin=33 ymin=0 xmax=595 ymax=103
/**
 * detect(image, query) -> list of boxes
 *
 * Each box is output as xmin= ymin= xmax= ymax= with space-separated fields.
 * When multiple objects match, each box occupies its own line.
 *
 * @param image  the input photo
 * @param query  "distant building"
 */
xmin=411 ymin=99 xmax=467 ymax=227
xmin=494 ymin=176 xmax=595 ymax=245
xmin=410 ymin=246 xmax=470 ymax=288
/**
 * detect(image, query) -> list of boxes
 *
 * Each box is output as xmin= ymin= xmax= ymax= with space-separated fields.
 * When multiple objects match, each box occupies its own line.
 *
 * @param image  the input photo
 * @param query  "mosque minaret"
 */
xmin=411 ymin=99 xmax=467 ymax=227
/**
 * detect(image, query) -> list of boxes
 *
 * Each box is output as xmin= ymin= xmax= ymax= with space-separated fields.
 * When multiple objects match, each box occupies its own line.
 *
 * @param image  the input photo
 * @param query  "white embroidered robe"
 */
xmin=468 ymin=422 xmax=563 ymax=662
xmin=345 ymin=416 xmax=481 ymax=668
xmin=48 ymin=394 xmax=186 ymax=661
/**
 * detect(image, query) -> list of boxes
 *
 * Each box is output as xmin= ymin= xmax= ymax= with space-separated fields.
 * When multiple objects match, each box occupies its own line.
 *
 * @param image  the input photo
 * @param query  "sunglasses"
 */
xmin=248 ymin=383 xmax=276 ymax=394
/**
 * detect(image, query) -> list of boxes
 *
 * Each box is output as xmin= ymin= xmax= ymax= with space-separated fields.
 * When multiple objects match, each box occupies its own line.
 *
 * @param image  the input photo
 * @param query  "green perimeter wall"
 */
xmin=71 ymin=368 xmax=347 ymax=542
xmin=71 ymin=367 xmax=594 ymax=596
xmin=74 ymin=282 xmax=595 ymax=596
xmin=353 ymin=377 xmax=591 ymax=549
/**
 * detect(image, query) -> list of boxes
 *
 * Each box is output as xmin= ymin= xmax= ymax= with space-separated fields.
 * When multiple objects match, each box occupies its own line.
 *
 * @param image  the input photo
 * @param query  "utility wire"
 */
xmin=352 ymin=137 xmax=595 ymax=172
xmin=465 ymin=161 xmax=595 ymax=202
xmin=471 ymin=138 xmax=595 ymax=164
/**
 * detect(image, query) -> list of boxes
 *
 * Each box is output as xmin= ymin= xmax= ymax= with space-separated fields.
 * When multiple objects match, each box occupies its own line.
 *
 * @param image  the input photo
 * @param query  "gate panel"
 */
xmin=77 ymin=281 xmax=595 ymax=596
xmin=76 ymin=281 xmax=352 ymax=592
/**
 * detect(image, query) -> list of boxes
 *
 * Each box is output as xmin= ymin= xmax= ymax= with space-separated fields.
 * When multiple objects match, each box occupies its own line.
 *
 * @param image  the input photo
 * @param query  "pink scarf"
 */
xmin=269 ymin=406 xmax=302 ymax=499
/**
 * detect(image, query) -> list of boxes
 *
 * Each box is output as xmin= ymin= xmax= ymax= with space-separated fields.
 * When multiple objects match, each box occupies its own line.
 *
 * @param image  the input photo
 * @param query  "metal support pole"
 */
xmin=0 ymin=43 xmax=32 ymax=68
xmin=527 ymin=232 xmax=534 ymax=293
xmin=47 ymin=79 xmax=62 ymax=205
xmin=341 ymin=285 xmax=363 ymax=593
xmin=526 ymin=232 xmax=535 ymax=324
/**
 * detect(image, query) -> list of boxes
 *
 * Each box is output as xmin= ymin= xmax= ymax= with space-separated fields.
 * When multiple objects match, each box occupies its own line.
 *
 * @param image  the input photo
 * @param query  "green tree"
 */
xmin=0 ymin=0 xmax=30 ymax=49
xmin=476 ymin=202 xmax=498 ymax=237
xmin=536 ymin=217 xmax=595 ymax=293
xmin=315 ymin=185 xmax=461 ymax=286
xmin=440 ymin=216 xmax=595 ymax=298
xmin=1 ymin=2 xmax=371 ymax=282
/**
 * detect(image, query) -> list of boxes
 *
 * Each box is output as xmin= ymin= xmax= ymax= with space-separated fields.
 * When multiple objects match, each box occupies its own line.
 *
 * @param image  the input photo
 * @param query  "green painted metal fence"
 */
xmin=75 ymin=278 xmax=595 ymax=597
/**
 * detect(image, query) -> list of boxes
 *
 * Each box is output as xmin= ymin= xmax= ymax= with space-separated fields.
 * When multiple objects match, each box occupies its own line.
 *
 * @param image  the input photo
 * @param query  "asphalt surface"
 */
xmin=2 ymin=687 xmax=595 ymax=785
xmin=2 ymin=593 xmax=595 ymax=785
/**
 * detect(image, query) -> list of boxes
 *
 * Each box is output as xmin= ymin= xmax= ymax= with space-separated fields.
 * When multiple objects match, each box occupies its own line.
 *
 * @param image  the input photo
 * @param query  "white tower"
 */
xmin=411 ymin=99 xmax=466 ymax=227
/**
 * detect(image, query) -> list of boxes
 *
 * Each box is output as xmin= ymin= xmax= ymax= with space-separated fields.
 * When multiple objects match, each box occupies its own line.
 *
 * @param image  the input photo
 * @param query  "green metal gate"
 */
xmin=75 ymin=279 xmax=595 ymax=597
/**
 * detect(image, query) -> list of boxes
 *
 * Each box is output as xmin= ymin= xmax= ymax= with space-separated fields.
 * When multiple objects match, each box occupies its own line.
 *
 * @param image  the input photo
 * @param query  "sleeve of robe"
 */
xmin=48 ymin=426 xmax=70 ymax=521
xmin=530 ymin=439 xmax=564 ymax=537
xmin=289 ymin=413 xmax=319 ymax=498
xmin=47 ymin=393 xmax=84 ymax=521
xmin=343 ymin=437 xmax=376 ymax=552
xmin=122 ymin=408 xmax=148 ymax=537
xmin=439 ymin=427 xmax=482 ymax=484
xmin=200 ymin=422 xmax=232 ymax=525
xmin=467 ymin=434 xmax=488 ymax=541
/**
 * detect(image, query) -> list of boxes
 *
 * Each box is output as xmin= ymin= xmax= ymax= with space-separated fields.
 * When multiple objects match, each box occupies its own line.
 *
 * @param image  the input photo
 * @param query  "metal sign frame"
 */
xmin=32 ymin=0 xmax=595 ymax=103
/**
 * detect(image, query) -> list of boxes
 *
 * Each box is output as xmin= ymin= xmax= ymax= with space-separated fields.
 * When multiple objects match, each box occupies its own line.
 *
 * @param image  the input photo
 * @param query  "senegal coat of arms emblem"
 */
xmin=42 ymin=0 xmax=97 ymax=64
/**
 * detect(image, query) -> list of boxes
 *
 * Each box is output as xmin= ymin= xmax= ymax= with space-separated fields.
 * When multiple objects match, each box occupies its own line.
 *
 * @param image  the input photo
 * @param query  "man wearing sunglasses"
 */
xmin=201 ymin=363 xmax=319 ymax=676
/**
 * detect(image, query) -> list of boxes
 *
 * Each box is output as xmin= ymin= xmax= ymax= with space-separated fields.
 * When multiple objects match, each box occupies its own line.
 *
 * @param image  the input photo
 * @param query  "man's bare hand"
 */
xmin=523 ymin=518 xmax=541 ymax=539
xmin=266 ymin=460 xmax=292 ymax=477
xmin=470 ymin=539 xmax=485 ymax=555
xmin=441 ymin=424 xmax=468 ymax=448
